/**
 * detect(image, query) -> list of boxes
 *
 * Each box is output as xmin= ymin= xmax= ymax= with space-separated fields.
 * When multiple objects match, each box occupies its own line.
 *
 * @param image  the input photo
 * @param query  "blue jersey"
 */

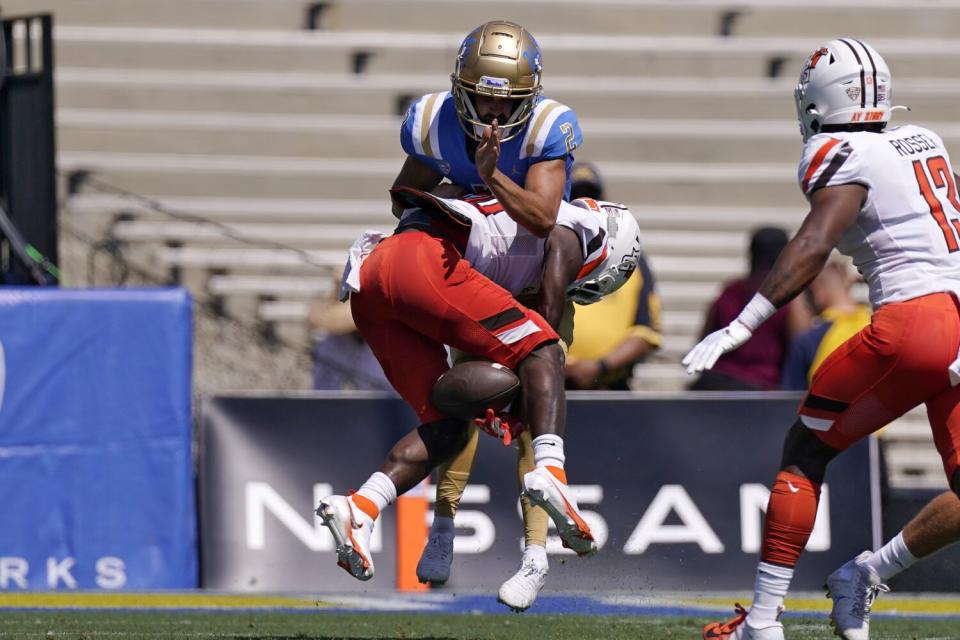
xmin=400 ymin=92 xmax=583 ymax=200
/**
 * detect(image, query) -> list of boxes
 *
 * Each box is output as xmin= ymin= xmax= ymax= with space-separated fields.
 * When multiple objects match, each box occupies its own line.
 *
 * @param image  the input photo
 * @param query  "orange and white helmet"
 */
xmin=566 ymin=199 xmax=641 ymax=305
xmin=795 ymin=38 xmax=896 ymax=142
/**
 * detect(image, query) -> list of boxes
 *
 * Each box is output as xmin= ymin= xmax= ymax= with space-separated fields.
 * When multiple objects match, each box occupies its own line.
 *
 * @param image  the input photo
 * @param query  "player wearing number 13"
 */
xmin=687 ymin=39 xmax=960 ymax=640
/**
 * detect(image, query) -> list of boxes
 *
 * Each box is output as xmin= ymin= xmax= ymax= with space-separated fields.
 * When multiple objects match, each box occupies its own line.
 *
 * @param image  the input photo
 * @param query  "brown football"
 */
xmin=430 ymin=360 xmax=520 ymax=421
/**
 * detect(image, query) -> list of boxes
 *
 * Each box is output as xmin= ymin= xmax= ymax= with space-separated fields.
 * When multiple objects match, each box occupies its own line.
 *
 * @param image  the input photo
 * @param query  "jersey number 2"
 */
xmin=913 ymin=155 xmax=960 ymax=252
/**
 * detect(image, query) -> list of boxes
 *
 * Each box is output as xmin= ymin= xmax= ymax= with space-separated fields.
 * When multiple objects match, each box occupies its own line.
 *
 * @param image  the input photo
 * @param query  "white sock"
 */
xmin=431 ymin=515 xmax=455 ymax=537
xmin=353 ymin=471 xmax=397 ymax=518
xmin=862 ymin=531 xmax=917 ymax=581
xmin=523 ymin=543 xmax=548 ymax=568
xmin=747 ymin=562 xmax=793 ymax=625
xmin=532 ymin=434 xmax=565 ymax=469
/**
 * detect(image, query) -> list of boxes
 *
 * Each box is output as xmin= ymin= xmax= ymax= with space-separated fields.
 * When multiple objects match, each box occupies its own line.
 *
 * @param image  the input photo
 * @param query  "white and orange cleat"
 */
xmin=702 ymin=604 xmax=785 ymax=640
xmin=316 ymin=495 xmax=375 ymax=581
xmin=521 ymin=467 xmax=597 ymax=557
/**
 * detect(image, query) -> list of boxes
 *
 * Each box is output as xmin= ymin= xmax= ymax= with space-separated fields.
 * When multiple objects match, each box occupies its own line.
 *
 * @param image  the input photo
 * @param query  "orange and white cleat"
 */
xmin=521 ymin=467 xmax=596 ymax=557
xmin=703 ymin=604 xmax=785 ymax=640
xmin=316 ymin=495 xmax=375 ymax=581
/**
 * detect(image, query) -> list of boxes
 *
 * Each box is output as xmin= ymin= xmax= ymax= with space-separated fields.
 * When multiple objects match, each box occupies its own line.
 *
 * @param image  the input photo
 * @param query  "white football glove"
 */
xmin=682 ymin=319 xmax=754 ymax=375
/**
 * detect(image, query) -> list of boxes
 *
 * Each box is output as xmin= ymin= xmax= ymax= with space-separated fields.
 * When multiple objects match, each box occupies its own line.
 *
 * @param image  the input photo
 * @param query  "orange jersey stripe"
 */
xmin=802 ymin=137 xmax=842 ymax=192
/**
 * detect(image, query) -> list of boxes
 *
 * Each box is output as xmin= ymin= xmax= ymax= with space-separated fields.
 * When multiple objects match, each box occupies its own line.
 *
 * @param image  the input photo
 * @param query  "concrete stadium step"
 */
xmin=48 ymin=29 xmax=960 ymax=79
xmin=56 ymin=110 xmax=804 ymax=163
xmin=65 ymin=193 xmax=802 ymax=231
xmin=656 ymin=282 xmax=724 ymax=311
xmin=109 ymin=218 xmax=749 ymax=260
xmin=57 ymin=109 xmax=960 ymax=164
xmin=110 ymin=219 xmax=393 ymax=248
xmin=326 ymin=0 xmax=960 ymax=39
xmin=18 ymin=0 xmax=960 ymax=39
xmin=65 ymin=194 xmax=394 ymax=225
xmin=885 ymin=442 xmax=949 ymax=490
xmin=207 ymin=274 xmax=336 ymax=299
xmin=54 ymin=70 xmax=799 ymax=119
xmin=3 ymin=0 xmax=305 ymax=30
xmin=629 ymin=362 xmax=690 ymax=391
xmin=56 ymin=68 xmax=960 ymax=122
xmin=128 ymin=245 xmax=344 ymax=275
xmin=321 ymin=1 xmax=723 ymax=36
xmin=58 ymin=151 xmax=811 ymax=207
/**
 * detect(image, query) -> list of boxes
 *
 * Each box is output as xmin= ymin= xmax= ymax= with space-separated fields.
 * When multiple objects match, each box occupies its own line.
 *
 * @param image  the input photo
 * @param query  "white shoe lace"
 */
xmin=501 ymin=557 xmax=547 ymax=600
xmin=851 ymin=577 xmax=889 ymax=621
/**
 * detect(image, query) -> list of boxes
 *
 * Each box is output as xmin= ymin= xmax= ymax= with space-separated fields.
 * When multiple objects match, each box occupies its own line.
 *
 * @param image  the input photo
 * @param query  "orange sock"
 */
xmin=761 ymin=471 xmax=820 ymax=567
xmin=351 ymin=494 xmax=380 ymax=521
xmin=546 ymin=465 xmax=567 ymax=484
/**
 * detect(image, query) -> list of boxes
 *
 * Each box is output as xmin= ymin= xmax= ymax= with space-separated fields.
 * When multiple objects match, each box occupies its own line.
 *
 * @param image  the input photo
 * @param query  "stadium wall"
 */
xmin=200 ymin=393 xmax=879 ymax=593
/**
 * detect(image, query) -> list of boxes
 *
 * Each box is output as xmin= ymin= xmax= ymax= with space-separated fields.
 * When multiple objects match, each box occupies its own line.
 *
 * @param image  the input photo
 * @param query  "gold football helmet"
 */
xmin=451 ymin=20 xmax=543 ymax=143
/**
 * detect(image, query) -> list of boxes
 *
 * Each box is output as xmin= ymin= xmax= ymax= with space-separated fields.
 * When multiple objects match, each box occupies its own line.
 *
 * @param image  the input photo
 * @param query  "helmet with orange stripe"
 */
xmin=566 ymin=199 xmax=641 ymax=305
xmin=795 ymin=38 xmax=902 ymax=142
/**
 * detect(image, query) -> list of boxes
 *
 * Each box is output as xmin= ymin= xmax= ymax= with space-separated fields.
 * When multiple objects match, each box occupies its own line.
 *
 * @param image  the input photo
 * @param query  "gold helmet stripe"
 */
xmin=521 ymin=100 xmax=569 ymax=160
xmin=413 ymin=92 xmax=448 ymax=159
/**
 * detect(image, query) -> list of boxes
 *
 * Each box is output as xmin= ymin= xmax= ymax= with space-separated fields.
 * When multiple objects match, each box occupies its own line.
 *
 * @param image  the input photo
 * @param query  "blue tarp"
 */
xmin=0 ymin=288 xmax=196 ymax=589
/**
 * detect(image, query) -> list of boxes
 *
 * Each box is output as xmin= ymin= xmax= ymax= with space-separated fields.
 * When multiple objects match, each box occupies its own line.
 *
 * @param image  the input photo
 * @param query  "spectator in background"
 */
xmin=781 ymin=257 xmax=871 ymax=390
xmin=689 ymin=226 xmax=810 ymax=390
xmin=308 ymin=291 xmax=389 ymax=391
xmin=564 ymin=163 xmax=663 ymax=389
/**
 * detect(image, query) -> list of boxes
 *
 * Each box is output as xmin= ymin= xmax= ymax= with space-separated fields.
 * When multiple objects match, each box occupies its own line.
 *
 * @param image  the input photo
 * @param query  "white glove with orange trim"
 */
xmin=682 ymin=293 xmax=776 ymax=375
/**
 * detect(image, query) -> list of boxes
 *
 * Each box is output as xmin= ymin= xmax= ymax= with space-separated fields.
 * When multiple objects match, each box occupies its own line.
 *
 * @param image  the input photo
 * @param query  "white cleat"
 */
xmin=416 ymin=528 xmax=454 ymax=585
xmin=702 ymin=604 xmax=785 ymax=640
xmin=825 ymin=550 xmax=890 ymax=640
xmin=316 ymin=495 xmax=375 ymax=581
xmin=521 ymin=467 xmax=597 ymax=557
xmin=497 ymin=555 xmax=549 ymax=612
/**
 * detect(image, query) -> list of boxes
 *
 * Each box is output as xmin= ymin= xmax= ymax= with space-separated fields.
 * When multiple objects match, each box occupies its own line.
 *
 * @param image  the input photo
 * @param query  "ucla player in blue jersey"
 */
xmin=392 ymin=21 xmax=584 ymax=611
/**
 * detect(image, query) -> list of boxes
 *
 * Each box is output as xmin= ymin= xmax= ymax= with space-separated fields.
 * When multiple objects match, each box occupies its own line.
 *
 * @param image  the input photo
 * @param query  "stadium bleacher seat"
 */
xmin=7 ymin=0 xmax=957 ymax=489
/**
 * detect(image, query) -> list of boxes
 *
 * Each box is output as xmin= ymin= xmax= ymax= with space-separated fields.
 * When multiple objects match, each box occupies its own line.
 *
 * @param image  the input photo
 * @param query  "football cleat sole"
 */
xmin=317 ymin=499 xmax=373 ymax=581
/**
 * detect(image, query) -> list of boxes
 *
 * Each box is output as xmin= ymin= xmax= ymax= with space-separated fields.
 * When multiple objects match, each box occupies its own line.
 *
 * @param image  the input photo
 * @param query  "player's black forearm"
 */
xmin=392 ymin=156 xmax=444 ymax=218
xmin=757 ymin=234 xmax=833 ymax=308
xmin=758 ymin=183 xmax=864 ymax=308
xmin=485 ymin=169 xmax=559 ymax=237
xmin=535 ymin=227 xmax=583 ymax=328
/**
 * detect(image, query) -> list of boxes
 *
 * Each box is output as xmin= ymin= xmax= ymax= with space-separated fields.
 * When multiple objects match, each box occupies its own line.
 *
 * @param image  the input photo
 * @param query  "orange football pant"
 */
xmin=351 ymin=230 xmax=558 ymax=424
xmin=799 ymin=292 xmax=960 ymax=483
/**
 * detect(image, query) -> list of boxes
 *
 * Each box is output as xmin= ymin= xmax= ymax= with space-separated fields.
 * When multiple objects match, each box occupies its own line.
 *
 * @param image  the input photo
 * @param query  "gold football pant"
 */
xmin=434 ymin=426 xmax=547 ymax=548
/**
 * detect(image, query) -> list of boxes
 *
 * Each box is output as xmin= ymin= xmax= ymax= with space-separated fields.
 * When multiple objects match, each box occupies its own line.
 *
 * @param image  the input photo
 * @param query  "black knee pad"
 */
xmin=780 ymin=419 xmax=841 ymax=484
xmin=417 ymin=418 xmax=470 ymax=467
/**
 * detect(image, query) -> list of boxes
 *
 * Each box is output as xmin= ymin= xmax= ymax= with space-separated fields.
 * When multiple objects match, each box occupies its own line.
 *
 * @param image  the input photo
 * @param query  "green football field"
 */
xmin=1 ymin=611 xmax=958 ymax=639
xmin=1 ymin=592 xmax=957 ymax=639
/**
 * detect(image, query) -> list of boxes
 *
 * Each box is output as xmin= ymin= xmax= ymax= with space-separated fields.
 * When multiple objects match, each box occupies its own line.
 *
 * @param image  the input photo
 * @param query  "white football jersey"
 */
xmin=435 ymin=194 xmax=608 ymax=297
xmin=799 ymin=125 xmax=960 ymax=308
